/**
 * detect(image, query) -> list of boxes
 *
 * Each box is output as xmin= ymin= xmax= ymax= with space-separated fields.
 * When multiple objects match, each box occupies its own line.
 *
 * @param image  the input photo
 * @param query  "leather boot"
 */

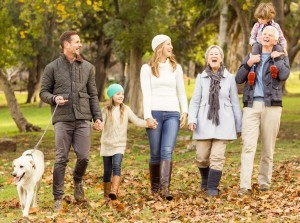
xmin=160 ymin=160 xmax=173 ymax=201
xmin=207 ymin=169 xmax=222 ymax=197
xmin=109 ymin=176 xmax=121 ymax=200
xmin=74 ymin=180 xmax=84 ymax=201
xmin=103 ymin=182 xmax=111 ymax=199
xmin=149 ymin=163 xmax=160 ymax=194
xmin=198 ymin=167 xmax=209 ymax=190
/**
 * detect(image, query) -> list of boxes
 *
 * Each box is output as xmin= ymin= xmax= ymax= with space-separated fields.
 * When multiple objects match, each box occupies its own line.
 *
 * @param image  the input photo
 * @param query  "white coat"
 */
xmin=188 ymin=69 xmax=242 ymax=140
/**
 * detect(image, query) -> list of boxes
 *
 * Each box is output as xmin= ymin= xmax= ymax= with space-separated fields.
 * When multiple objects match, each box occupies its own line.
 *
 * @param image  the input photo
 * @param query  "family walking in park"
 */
xmin=39 ymin=2 xmax=290 ymax=211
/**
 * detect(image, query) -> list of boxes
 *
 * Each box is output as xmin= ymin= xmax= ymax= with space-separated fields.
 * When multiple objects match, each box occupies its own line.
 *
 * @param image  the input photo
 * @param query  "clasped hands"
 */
xmin=92 ymin=119 xmax=103 ymax=131
xmin=146 ymin=118 xmax=158 ymax=129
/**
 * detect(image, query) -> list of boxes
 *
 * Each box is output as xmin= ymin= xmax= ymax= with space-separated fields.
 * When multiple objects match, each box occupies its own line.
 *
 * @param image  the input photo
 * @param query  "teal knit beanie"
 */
xmin=107 ymin=84 xmax=124 ymax=99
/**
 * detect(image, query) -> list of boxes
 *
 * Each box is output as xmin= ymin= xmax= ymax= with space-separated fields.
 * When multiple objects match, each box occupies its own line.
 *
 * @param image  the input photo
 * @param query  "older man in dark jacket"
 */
xmin=40 ymin=31 xmax=102 ymax=210
xmin=235 ymin=26 xmax=290 ymax=195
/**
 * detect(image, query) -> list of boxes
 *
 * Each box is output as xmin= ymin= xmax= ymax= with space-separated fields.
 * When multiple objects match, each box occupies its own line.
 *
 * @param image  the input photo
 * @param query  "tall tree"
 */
xmin=104 ymin=0 xmax=170 ymax=116
xmin=77 ymin=0 xmax=114 ymax=101
xmin=0 ymin=1 xmax=40 ymax=132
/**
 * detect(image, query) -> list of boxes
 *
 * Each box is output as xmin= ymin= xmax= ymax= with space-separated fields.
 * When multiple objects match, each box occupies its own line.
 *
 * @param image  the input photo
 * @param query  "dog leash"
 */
xmin=29 ymin=103 xmax=59 ymax=155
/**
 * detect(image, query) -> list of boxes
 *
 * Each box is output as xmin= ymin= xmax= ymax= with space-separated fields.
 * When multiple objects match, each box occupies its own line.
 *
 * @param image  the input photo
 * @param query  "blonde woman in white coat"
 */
xmin=188 ymin=45 xmax=242 ymax=196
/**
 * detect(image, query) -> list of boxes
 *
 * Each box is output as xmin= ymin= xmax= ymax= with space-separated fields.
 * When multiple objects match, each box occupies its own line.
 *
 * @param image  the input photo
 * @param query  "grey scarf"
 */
xmin=205 ymin=65 xmax=224 ymax=126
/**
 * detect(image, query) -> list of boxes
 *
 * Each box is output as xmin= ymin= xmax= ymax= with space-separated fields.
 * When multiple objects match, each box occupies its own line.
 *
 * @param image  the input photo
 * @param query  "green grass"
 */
xmin=286 ymin=71 xmax=300 ymax=94
xmin=0 ymin=75 xmax=299 ymax=222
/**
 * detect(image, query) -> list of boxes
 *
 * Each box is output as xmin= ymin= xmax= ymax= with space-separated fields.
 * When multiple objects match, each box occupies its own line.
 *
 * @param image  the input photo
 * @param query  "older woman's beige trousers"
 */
xmin=240 ymin=101 xmax=282 ymax=190
xmin=195 ymin=139 xmax=228 ymax=171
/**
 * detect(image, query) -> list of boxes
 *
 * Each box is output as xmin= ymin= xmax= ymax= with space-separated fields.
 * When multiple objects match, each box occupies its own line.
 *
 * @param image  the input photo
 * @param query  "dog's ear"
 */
xmin=30 ymin=160 xmax=36 ymax=169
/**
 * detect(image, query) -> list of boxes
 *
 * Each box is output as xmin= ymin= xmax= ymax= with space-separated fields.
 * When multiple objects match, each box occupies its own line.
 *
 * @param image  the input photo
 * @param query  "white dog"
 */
xmin=12 ymin=149 xmax=44 ymax=217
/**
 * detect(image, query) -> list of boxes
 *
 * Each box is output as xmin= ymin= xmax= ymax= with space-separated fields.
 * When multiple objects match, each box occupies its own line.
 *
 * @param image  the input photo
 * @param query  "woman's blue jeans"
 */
xmin=103 ymin=153 xmax=123 ymax=182
xmin=146 ymin=111 xmax=180 ymax=164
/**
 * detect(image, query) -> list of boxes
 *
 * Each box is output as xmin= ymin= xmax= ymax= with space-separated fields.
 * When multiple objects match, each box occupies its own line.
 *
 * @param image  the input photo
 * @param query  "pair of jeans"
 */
xmin=146 ymin=111 xmax=180 ymax=164
xmin=103 ymin=153 xmax=123 ymax=182
xmin=53 ymin=120 xmax=91 ymax=200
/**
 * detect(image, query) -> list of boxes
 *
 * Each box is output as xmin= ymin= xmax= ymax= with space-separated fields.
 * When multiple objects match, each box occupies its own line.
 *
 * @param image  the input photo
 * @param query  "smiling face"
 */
xmin=207 ymin=47 xmax=223 ymax=72
xmin=64 ymin=34 xmax=82 ymax=58
xmin=12 ymin=156 xmax=35 ymax=184
xmin=261 ymin=26 xmax=278 ymax=50
xmin=161 ymin=40 xmax=173 ymax=59
xmin=112 ymin=91 xmax=124 ymax=106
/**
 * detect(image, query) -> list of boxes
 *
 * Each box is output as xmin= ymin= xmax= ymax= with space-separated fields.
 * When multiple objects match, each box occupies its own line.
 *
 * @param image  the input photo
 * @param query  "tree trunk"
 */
xmin=218 ymin=3 xmax=229 ymax=50
xmin=0 ymin=70 xmax=41 ymax=132
xmin=95 ymin=58 xmax=107 ymax=101
xmin=123 ymin=62 xmax=130 ymax=103
xmin=129 ymin=47 xmax=143 ymax=117
xmin=229 ymin=0 xmax=252 ymax=56
xmin=26 ymin=54 xmax=43 ymax=103
xmin=188 ymin=60 xmax=196 ymax=85
xmin=272 ymin=0 xmax=284 ymax=24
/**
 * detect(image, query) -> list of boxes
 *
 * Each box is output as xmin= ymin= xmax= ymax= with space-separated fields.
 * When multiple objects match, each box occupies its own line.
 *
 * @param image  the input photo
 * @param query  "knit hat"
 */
xmin=107 ymin=84 xmax=124 ymax=99
xmin=151 ymin=34 xmax=171 ymax=51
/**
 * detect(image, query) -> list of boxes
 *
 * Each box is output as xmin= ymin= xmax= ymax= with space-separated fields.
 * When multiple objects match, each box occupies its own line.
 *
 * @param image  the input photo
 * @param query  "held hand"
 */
xmin=93 ymin=119 xmax=103 ymax=131
xmin=180 ymin=113 xmax=188 ymax=128
xmin=55 ymin=96 xmax=68 ymax=105
xmin=188 ymin=123 xmax=196 ymax=132
xmin=247 ymin=54 xmax=261 ymax=67
xmin=146 ymin=118 xmax=158 ymax=129
xmin=271 ymin=51 xmax=285 ymax=59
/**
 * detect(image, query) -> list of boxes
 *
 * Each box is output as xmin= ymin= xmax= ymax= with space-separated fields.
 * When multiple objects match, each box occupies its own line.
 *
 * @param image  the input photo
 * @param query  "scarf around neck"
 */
xmin=205 ymin=64 xmax=225 ymax=126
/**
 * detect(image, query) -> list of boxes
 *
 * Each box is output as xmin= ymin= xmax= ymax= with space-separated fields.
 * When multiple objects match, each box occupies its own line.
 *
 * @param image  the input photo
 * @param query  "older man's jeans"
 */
xmin=146 ymin=111 xmax=180 ymax=164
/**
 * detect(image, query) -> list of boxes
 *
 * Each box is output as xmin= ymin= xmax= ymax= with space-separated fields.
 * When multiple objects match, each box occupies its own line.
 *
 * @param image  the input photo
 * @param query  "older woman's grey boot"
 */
xmin=198 ymin=167 xmax=209 ymax=190
xmin=207 ymin=169 xmax=222 ymax=197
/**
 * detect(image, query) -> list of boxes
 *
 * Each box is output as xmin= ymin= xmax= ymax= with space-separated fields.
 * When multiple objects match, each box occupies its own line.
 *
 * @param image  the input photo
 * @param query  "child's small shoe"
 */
xmin=248 ymin=66 xmax=256 ymax=86
xmin=270 ymin=64 xmax=278 ymax=78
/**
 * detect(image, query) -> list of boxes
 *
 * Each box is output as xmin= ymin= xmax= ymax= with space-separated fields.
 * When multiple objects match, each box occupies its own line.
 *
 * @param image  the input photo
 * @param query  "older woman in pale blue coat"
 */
xmin=188 ymin=45 xmax=242 ymax=196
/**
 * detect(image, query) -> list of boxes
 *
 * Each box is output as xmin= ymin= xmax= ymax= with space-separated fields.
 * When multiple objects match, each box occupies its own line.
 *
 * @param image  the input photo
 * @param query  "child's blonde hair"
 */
xmin=254 ymin=2 xmax=276 ymax=20
xmin=105 ymin=99 xmax=125 ymax=124
xmin=149 ymin=42 xmax=177 ymax=77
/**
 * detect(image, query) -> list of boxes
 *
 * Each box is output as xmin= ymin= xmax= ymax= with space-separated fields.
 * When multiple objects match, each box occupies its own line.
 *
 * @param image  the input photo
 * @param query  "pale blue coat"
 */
xmin=188 ymin=69 xmax=242 ymax=140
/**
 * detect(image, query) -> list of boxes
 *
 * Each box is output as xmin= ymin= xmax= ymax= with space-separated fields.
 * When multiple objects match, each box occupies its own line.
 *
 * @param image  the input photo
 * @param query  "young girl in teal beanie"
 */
xmin=97 ymin=84 xmax=155 ymax=200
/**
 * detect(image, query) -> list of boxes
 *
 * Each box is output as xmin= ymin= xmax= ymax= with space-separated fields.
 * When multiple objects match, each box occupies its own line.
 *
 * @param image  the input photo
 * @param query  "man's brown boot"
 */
xmin=74 ymin=181 xmax=84 ymax=201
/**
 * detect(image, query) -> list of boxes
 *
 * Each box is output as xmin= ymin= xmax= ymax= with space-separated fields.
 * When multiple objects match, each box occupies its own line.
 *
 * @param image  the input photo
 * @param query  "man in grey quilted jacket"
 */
xmin=40 ymin=31 xmax=103 ymax=211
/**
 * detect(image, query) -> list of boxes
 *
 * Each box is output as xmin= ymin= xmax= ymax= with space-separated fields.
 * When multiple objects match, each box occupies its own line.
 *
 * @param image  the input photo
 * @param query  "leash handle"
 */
xmin=32 ymin=103 xmax=59 ymax=152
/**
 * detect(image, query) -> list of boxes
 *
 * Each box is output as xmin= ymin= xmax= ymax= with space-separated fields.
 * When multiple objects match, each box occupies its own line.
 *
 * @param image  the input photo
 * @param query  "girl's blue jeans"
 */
xmin=146 ymin=111 xmax=180 ymax=164
xmin=103 ymin=153 xmax=123 ymax=182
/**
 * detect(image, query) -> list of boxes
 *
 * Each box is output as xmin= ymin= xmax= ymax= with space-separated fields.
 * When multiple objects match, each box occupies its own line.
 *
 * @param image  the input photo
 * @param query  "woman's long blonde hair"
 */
xmin=149 ymin=42 xmax=177 ymax=77
xmin=105 ymin=98 xmax=124 ymax=124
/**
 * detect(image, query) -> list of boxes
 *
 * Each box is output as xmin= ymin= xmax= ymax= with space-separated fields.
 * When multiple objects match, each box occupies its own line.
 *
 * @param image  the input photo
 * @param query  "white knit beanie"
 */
xmin=151 ymin=34 xmax=171 ymax=51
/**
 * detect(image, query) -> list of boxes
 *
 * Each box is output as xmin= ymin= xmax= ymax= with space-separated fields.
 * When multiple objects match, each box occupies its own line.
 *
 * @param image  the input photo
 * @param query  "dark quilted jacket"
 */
xmin=40 ymin=54 xmax=102 ymax=124
xmin=235 ymin=54 xmax=290 ymax=107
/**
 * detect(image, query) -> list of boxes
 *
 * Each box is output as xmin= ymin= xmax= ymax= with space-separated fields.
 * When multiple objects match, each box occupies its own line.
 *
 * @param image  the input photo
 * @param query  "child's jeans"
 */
xmin=103 ymin=153 xmax=123 ymax=182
